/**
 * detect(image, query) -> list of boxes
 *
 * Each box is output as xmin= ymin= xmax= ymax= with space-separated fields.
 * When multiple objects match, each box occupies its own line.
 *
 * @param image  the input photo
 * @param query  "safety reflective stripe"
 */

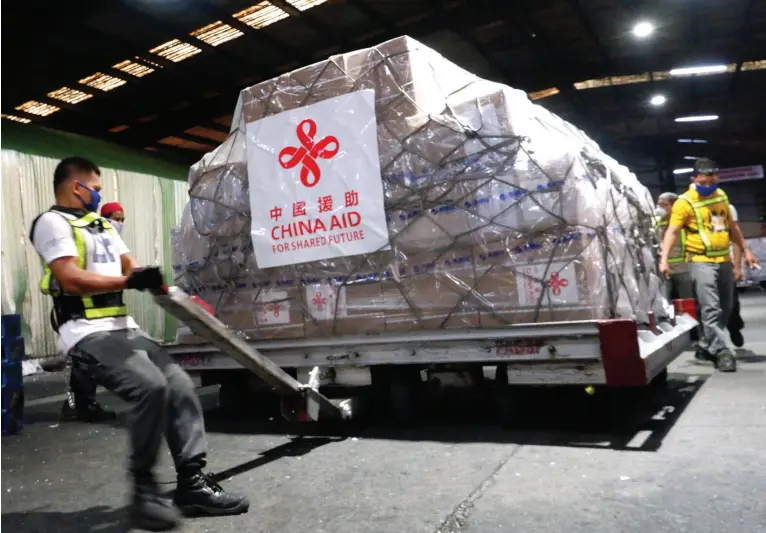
xmin=669 ymin=230 xmax=686 ymax=263
xmin=679 ymin=191 xmax=731 ymax=258
xmin=40 ymin=224 xmax=87 ymax=295
xmin=655 ymin=219 xmax=686 ymax=263
xmin=82 ymin=305 xmax=129 ymax=319
xmin=38 ymin=211 xmax=127 ymax=319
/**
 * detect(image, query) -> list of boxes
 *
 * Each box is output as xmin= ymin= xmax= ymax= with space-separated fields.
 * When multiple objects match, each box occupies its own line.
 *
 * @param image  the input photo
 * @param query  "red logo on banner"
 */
xmin=278 ymin=119 xmax=339 ymax=188
xmin=547 ymin=272 xmax=569 ymax=295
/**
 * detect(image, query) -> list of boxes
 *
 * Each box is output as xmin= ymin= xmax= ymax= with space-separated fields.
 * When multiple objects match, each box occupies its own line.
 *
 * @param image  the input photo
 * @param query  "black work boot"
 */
xmin=131 ymin=475 xmax=181 ymax=531
xmin=715 ymin=351 xmax=737 ymax=373
xmin=174 ymin=470 xmax=250 ymax=517
xmin=730 ymin=329 xmax=744 ymax=348
xmin=60 ymin=394 xmax=117 ymax=423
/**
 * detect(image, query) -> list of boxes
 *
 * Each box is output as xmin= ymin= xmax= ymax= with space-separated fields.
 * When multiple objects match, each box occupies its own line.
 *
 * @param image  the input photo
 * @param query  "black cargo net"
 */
xmin=173 ymin=40 xmax=663 ymax=342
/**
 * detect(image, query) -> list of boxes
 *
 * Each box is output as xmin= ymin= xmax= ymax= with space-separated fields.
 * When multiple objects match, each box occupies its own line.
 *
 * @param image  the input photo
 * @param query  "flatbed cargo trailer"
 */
xmin=159 ymin=287 xmax=698 ymax=423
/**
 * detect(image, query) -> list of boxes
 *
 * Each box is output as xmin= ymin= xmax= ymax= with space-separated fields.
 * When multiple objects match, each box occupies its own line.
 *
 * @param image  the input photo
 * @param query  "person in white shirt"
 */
xmin=727 ymin=203 xmax=745 ymax=347
xmin=30 ymin=157 xmax=249 ymax=531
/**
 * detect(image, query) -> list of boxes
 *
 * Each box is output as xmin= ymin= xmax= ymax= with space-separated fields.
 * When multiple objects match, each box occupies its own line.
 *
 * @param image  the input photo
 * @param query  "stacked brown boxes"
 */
xmin=173 ymin=36 xmax=660 ymax=344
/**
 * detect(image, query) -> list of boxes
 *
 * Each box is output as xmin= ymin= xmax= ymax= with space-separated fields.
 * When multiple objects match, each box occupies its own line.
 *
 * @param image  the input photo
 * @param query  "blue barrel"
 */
xmin=1 ymin=361 xmax=24 ymax=436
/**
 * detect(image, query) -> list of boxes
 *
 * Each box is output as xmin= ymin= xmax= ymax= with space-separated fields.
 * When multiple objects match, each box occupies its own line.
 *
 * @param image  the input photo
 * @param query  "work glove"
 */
xmin=126 ymin=267 xmax=164 ymax=291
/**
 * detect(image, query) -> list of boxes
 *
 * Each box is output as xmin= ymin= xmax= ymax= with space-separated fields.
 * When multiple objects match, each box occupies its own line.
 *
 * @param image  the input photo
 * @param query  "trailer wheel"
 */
xmin=388 ymin=369 xmax=422 ymax=427
xmin=650 ymin=368 xmax=669 ymax=390
xmin=492 ymin=364 xmax=518 ymax=427
xmin=218 ymin=377 xmax=248 ymax=418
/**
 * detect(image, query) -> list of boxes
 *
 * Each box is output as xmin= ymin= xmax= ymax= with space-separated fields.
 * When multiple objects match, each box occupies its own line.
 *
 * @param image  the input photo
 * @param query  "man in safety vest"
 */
xmin=655 ymin=192 xmax=693 ymax=300
xmin=30 ymin=157 xmax=249 ymax=531
xmin=660 ymin=158 xmax=758 ymax=372
xmin=60 ymin=203 xmax=127 ymax=422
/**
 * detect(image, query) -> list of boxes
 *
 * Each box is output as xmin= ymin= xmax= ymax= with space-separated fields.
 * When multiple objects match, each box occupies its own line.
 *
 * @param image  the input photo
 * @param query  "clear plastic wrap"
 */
xmin=173 ymin=36 xmax=664 ymax=344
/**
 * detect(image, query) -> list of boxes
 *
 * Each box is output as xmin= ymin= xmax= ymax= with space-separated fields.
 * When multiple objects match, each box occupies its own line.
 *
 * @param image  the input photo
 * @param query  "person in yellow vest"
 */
xmin=30 ymin=157 xmax=249 ymax=530
xmin=660 ymin=158 xmax=758 ymax=372
xmin=655 ymin=192 xmax=693 ymax=300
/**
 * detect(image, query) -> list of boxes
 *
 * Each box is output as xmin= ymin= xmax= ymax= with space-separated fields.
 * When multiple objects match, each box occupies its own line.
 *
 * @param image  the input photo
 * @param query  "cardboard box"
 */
xmin=215 ymin=286 xmax=306 ymax=340
xmin=303 ymin=281 xmax=386 ymax=337
xmin=472 ymin=232 xmax=606 ymax=326
xmin=381 ymin=247 xmax=480 ymax=332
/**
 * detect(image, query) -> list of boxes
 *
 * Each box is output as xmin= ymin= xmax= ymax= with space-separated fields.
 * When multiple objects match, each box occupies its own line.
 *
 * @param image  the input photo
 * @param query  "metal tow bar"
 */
xmin=152 ymin=286 xmax=352 ymax=422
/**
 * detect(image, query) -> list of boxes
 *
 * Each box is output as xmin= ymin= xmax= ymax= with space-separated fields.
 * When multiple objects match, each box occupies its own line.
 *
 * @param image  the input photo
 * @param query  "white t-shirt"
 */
xmin=31 ymin=210 xmax=139 ymax=354
xmin=729 ymin=204 xmax=738 ymax=260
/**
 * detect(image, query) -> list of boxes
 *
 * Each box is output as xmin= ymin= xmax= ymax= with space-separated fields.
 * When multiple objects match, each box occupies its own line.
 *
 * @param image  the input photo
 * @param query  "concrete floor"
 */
xmin=3 ymin=292 xmax=766 ymax=533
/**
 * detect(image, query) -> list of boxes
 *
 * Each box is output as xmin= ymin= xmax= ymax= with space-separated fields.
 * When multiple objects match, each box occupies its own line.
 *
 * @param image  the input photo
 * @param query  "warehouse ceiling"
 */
xmin=2 ymin=0 xmax=765 ymax=190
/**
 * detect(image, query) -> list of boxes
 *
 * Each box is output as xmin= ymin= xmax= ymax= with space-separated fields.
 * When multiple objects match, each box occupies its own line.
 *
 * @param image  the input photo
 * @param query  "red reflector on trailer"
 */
xmin=673 ymin=298 xmax=696 ymax=317
xmin=598 ymin=319 xmax=647 ymax=386
xmin=190 ymin=296 xmax=214 ymax=315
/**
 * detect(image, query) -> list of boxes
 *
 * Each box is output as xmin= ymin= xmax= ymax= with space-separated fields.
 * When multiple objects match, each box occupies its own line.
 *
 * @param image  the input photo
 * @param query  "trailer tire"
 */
xmin=492 ymin=364 xmax=519 ymax=427
xmin=218 ymin=378 xmax=248 ymax=418
xmin=387 ymin=369 xmax=423 ymax=427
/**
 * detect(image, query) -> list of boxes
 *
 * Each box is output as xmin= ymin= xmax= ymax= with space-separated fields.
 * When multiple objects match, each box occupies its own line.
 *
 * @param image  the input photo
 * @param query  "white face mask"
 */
xmin=655 ymin=206 xmax=668 ymax=218
xmin=110 ymin=221 xmax=124 ymax=235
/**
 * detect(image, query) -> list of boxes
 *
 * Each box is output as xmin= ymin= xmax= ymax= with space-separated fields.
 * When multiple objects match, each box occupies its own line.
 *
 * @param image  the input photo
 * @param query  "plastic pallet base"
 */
xmin=2 ymin=361 xmax=23 ymax=390
xmin=1 ymin=314 xmax=22 ymax=340
xmin=1 ymin=388 xmax=24 ymax=436
xmin=2 ymin=337 xmax=25 ymax=363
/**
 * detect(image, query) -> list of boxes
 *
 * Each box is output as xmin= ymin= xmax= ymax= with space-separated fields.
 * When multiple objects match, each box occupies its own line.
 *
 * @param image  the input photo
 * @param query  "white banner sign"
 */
xmin=718 ymin=165 xmax=764 ymax=183
xmin=246 ymin=90 xmax=389 ymax=269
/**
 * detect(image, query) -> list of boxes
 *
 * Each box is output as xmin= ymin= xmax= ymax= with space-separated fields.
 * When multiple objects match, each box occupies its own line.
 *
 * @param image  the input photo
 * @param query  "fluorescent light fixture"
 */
xmin=683 ymin=156 xmax=699 ymax=160
xmin=673 ymin=168 xmax=694 ymax=175
xmin=677 ymin=139 xmax=708 ymax=144
xmin=675 ymin=114 xmax=719 ymax=122
xmin=650 ymin=94 xmax=666 ymax=106
xmin=632 ymin=21 xmax=654 ymax=38
xmin=670 ymin=65 xmax=728 ymax=77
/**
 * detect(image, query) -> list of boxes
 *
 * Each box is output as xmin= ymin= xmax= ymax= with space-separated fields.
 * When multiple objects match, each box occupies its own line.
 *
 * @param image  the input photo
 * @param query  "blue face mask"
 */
xmin=695 ymin=183 xmax=719 ymax=197
xmin=77 ymin=182 xmax=101 ymax=212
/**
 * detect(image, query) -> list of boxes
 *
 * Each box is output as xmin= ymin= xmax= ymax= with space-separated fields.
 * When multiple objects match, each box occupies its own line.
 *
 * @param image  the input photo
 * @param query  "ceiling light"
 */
xmin=669 ymin=65 xmax=728 ymax=77
xmin=673 ymin=168 xmax=694 ymax=175
xmin=683 ymin=156 xmax=699 ymax=160
xmin=632 ymin=21 xmax=654 ymax=38
xmin=650 ymin=94 xmax=666 ymax=106
xmin=677 ymin=139 xmax=708 ymax=144
xmin=675 ymin=115 xmax=719 ymax=122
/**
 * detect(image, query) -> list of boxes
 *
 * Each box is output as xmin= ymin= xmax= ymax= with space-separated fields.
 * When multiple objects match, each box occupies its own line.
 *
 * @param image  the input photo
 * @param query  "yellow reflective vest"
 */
xmin=655 ymin=219 xmax=687 ymax=264
xmin=36 ymin=210 xmax=128 ymax=329
xmin=674 ymin=187 xmax=732 ymax=262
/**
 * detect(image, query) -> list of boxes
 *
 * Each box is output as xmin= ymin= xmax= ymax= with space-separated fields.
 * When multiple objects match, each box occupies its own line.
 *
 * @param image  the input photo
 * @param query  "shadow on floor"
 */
xmin=204 ymin=374 xmax=709 ymax=453
xmin=1 ymin=505 xmax=126 ymax=533
xmin=734 ymin=348 xmax=766 ymax=363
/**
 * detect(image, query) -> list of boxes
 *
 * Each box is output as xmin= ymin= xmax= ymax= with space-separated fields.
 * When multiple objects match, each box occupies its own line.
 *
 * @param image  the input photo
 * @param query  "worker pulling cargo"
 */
xmin=655 ymin=192 xmax=693 ymax=301
xmin=29 ymin=157 xmax=249 ymax=531
xmin=659 ymin=158 xmax=758 ymax=372
xmin=60 ymin=201 xmax=126 ymax=423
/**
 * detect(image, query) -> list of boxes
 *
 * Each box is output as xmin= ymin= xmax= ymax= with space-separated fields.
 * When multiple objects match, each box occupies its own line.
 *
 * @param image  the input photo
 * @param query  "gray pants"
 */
xmin=664 ymin=271 xmax=694 ymax=301
xmin=70 ymin=329 xmax=207 ymax=478
xmin=689 ymin=262 xmax=735 ymax=356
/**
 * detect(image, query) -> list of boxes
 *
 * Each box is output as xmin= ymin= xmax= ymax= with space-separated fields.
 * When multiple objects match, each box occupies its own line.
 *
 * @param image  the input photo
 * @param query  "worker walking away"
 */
xmin=60 ymin=204 xmax=126 ymax=422
xmin=30 ymin=157 xmax=249 ymax=531
xmin=659 ymin=158 xmax=758 ymax=372
xmin=655 ymin=192 xmax=693 ymax=300
xmin=727 ymin=203 xmax=745 ymax=347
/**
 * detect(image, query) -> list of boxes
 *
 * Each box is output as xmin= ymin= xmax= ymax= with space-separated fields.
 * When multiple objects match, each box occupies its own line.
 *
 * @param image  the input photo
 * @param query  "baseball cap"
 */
xmin=100 ymin=202 xmax=124 ymax=218
xmin=693 ymin=158 xmax=719 ymax=176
